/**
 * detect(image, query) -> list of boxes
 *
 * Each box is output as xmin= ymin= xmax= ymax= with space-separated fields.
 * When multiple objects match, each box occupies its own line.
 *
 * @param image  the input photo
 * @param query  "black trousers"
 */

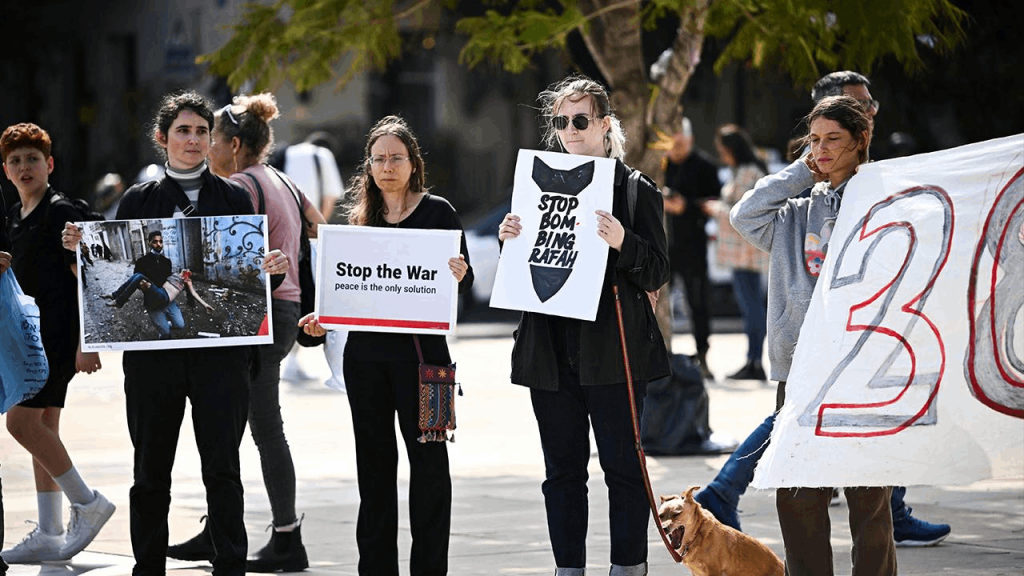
xmin=671 ymin=249 xmax=711 ymax=355
xmin=530 ymin=357 xmax=649 ymax=569
xmin=123 ymin=348 xmax=250 ymax=576
xmin=343 ymin=359 xmax=451 ymax=576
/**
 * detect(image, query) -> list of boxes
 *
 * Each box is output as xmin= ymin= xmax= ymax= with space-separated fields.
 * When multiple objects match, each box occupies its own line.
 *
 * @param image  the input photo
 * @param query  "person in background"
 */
xmin=0 ymin=181 xmax=9 ymax=575
xmin=92 ymin=172 xmax=125 ymax=220
xmin=662 ymin=117 xmax=719 ymax=379
xmin=165 ymin=92 xmax=325 ymax=572
xmin=498 ymin=75 xmax=670 ymax=576
xmin=705 ymin=124 xmax=769 ymax=381
xmin=279 ymin=131 xmax=345 ymax=383
xmin=1 ymin=122 xmax=114 ymax=563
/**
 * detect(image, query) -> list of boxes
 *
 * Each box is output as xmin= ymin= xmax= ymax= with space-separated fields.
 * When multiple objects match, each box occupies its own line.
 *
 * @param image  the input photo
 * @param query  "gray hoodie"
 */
xmin=730 ymin=159 xmax=847 ymax=381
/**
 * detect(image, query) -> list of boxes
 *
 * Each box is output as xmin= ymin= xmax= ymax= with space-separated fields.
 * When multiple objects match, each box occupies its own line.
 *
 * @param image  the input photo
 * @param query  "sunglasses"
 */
xmin=550 ymin=114 xmax=598 ymax=131
xmin=219 ymin=104 xmax=240 ymax=126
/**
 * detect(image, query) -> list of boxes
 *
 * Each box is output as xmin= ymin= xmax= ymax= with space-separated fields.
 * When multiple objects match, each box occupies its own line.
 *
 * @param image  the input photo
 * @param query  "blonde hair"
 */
xmin=537 ymin=75 xmax=626 ymax=160
xmin=215 ymin=92 xmax=280 ymax=163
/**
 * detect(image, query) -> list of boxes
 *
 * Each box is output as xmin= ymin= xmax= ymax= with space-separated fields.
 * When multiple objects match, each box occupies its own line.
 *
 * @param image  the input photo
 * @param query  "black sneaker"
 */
xmin=167 ymin=516 xmax=214 ymax=562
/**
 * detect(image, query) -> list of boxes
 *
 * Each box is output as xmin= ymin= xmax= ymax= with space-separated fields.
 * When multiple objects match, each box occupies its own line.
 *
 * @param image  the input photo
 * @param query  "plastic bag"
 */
xmin=0 ymin=271 xmax=49 ymax=412
xmin=323 ymin=329 xmax=347 ymax=393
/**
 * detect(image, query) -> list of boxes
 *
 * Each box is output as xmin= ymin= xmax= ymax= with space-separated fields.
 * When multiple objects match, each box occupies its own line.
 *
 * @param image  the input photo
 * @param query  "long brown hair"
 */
xmin=346 ymin=115 xmax=427 ymax=227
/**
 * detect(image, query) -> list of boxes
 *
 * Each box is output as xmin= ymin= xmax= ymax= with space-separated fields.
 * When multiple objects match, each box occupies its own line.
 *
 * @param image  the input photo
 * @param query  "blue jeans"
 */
xmin=113 ymin=273 xmax=170 ymax=310
xmin=705 ymin=413 xmax=775 ymax=507
xmin=148 ymin=301 xmax=184 ymax=338
xmin=731 ymin=269 xmax=766 ymax=362
xmin=530 ymin=357 xmax=649 ymax=570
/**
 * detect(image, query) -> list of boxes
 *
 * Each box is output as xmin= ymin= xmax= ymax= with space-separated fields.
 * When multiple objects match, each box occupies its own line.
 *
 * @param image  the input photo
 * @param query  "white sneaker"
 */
xmin=1 ymin=524 xmax=67 ymax=563
xmin=59 ymin=491 xmax=116 ymax=558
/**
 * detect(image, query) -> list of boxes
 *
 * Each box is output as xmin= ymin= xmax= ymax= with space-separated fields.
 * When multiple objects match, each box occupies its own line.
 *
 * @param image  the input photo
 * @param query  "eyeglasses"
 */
xmin=550 ymin=114 xmax=598 ymax=131
xmin=856 ymin=99 xmax=880 ymax=113
xmin=369 ymin=155 xmax=409 ymax=168
xmin=219 ymin=104 xmax=240 ymax=126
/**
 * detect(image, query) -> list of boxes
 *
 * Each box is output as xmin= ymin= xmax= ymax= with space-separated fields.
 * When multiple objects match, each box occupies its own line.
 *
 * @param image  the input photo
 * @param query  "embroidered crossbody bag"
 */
xmin=413 ymin=335 xmax=460 ymax=443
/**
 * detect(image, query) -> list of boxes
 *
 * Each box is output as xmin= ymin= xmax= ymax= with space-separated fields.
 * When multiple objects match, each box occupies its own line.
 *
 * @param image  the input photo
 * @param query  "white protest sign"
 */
xmin=315 ymin=225 xmax=461 ymax=335
xmin=489 ymin=149 xmax=614 ymax=321
xmin=753 ymin=134 xmax=1024 ymax=489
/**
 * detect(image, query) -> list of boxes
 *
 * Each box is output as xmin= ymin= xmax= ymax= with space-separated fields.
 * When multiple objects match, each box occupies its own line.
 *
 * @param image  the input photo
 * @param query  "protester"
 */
xmin=1 ymin=123 xmax=113 ymax=562
xmin=694 ymin=72 xmax=951 ymax=550
xmin=731 ymin=95 xmax=896 ymax=575
xmin=705 ymin=124 xmax=769 ymax=381
xmin=61 ymin=91 xmax=288 ymax=576
xmin=163 ymin=92 xmax=326 ymax=572
xmin=662 ymin=117 xmax=719 ymax=379
xmin=496 ymin=75 xmax=670 ymax=576
xmin=299 ymin=115 xmax=472 ymax=576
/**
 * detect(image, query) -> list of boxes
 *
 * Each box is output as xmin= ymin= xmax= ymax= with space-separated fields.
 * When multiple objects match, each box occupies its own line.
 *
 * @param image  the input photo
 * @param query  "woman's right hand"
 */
xmin=298 ymin=313 xmax=327 ymax=337
xmin=0 ymin=251 xmax=10 ymax=275
xmin=804 ymin=153 xmax=828 ymax=183
xmin=498 ymin=213 xmax=522 ymax=242
xmin=62 ymin=223 xmax=83 ymax=252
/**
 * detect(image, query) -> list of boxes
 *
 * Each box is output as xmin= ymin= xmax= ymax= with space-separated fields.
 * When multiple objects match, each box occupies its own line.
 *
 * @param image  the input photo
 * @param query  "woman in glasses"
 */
xmin=299 ymin=115 xmax=472 ymax=576
xmin=164 ymin=92 xmax=326 ymax=571
xmin=497 ymin=75 xmax=670 ymax=576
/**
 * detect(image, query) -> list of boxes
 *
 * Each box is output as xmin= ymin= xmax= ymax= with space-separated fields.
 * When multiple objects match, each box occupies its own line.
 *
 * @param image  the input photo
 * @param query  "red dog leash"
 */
xmin=613 ymin=283 xmax=684 ymax=563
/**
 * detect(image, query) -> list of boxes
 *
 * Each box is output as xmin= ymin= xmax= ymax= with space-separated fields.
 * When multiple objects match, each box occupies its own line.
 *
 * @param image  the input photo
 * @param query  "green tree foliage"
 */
xmin=203 ymin=0 xmax=965 ymax=93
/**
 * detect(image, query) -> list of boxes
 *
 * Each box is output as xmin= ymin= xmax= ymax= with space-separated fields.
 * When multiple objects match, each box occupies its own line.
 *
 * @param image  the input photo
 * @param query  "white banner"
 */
xmin=754 ymin=134 xmax=1024 ymax=489
xmin=489 ymin=149 xmax=614 ymax=321
xmin=315 ymin=225 xmax=461 ymax=335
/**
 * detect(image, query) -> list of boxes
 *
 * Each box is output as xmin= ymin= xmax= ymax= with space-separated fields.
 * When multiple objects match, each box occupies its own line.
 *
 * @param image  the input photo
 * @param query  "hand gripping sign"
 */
xmin=490 ymin=150 xmax=614 ymax=321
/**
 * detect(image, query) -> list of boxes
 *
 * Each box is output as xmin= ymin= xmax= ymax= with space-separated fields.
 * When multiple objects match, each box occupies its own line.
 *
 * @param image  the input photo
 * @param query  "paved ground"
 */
xmin=1 ymin=324 xmax=1021 ymax=575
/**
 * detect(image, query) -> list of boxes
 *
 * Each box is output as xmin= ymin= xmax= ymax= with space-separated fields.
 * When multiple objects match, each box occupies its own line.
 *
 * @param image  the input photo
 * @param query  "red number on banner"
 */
xmin=798 ymin=186 xmax=954 ymax=437
xmin=965 ymin=167 xmax=1024 ymax=418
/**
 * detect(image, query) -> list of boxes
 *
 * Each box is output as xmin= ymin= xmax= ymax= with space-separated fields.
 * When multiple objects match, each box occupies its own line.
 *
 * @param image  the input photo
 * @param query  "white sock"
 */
xmin=37 ymin=491 xmax=63 ymax=535
xmin=53 ymin=466 xmax=96 ymax=505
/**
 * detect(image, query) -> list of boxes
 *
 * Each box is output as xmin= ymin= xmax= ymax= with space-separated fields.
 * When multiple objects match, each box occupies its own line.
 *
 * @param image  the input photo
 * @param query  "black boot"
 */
xmin=727 ymin=360 xmax=766 ymax=381
xmin=167 ymin=516 xmax=215 ymax=562
xmin=247 ymin=522 xmax=309 ymax=573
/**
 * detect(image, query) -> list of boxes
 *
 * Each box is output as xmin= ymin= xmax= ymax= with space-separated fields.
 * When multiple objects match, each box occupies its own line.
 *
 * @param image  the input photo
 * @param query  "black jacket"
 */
xmin=510 ymin=160 xmax=671 ymax=389
xmin=116 ymin=169 xmax=259 ymax=371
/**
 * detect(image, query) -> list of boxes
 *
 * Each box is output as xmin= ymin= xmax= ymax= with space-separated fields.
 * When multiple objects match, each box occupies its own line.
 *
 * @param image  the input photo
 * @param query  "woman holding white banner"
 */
xmin=497 ymin=75 xmax=671 ymax=576
xmin=730 ymin=95 xmax=896 ymax=576
xmin=300 ymin=115 xmax=472 ymax=576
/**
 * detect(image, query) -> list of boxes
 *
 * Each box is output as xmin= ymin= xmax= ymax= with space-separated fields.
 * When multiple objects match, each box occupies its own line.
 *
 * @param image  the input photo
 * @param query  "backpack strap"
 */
xmin=312 ymin=149 xmax=324 ymax=208
xmin=238 ymin=172 xmax=267 ymax=215
xmin=626 ymin=167 xmax=642 ymax=228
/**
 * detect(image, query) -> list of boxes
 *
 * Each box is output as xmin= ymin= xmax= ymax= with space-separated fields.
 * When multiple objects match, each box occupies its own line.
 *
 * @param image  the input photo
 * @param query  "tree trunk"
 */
xmin=578 ymin=0 xmax=711 ymax=352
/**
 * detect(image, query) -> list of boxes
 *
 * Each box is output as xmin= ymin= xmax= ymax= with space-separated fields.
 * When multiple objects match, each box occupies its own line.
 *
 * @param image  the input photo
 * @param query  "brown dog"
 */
xmin=658 ymin=486 xmax=784 ymax=576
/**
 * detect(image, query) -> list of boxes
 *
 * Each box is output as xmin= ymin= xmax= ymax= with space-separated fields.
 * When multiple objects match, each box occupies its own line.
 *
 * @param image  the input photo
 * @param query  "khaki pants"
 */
xmin=774 ymin=382 xmax=898 ymax=576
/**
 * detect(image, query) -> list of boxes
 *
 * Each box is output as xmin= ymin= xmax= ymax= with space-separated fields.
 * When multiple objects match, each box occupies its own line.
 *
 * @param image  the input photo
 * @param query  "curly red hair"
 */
xmin=1 ymin=123 xmax=52 ymax=162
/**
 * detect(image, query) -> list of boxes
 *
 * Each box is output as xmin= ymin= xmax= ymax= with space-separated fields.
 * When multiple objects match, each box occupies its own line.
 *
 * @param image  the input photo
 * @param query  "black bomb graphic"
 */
xmin=528 ymin=157 xmax=595 ymax=302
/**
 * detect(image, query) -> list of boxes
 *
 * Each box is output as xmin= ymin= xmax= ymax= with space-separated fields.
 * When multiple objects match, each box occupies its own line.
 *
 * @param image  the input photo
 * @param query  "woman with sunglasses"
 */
xmin=498 ymin=75 xmax=670 ymax=576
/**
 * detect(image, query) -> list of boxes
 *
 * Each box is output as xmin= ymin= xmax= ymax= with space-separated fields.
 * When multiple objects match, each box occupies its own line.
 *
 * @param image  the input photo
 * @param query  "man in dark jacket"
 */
xmin=662 ymin=117 xmax=719 ymax=379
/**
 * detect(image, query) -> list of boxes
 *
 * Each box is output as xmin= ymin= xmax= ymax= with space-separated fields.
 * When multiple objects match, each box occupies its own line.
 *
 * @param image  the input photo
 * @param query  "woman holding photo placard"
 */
xmin=61 ymin=91 xmax=288 ymax=576
xmin=299 ymin=115 xmax=472 ymax=576
xmin=497 ymin=75 xmax=671 ymax=576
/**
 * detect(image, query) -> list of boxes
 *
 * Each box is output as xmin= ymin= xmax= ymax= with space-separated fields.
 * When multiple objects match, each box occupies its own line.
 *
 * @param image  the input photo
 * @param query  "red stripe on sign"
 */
xmin=319 ymin=317 xmax=450 ymax=330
